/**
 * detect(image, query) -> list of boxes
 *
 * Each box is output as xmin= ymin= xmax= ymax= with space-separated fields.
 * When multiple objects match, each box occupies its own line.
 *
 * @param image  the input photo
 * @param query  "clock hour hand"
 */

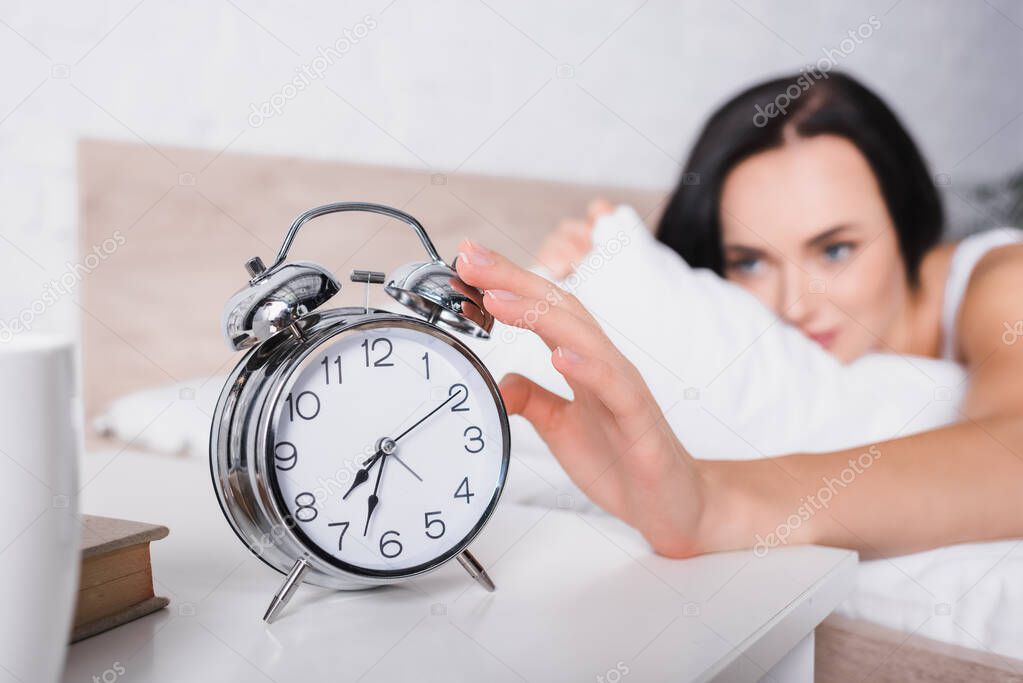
xmin=363 ymin=454 xmax=387 ymax=536
xmin=342 ymin=450 xmax=382 ymax=500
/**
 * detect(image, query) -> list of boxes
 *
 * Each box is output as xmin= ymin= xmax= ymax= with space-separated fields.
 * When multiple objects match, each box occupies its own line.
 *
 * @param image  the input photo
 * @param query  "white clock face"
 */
xmin=269 ymin=320 xmax=508 ymax=576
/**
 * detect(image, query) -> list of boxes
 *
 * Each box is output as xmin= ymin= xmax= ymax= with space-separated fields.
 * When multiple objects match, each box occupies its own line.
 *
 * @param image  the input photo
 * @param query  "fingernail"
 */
xmin=460 ymin=239 xmax=495 ymax=266
xmin=556 ymin=346 xmax=584 ymax=364
xmin=486 ymin=289 xmax=520 ymax=301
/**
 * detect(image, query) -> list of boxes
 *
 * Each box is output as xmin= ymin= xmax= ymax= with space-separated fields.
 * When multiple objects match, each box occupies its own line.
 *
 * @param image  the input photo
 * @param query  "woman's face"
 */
xmin=718 ymin=134 xmax=908 ymax=362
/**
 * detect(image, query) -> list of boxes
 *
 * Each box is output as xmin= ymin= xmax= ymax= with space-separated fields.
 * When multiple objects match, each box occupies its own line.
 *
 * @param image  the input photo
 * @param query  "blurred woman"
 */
xmin=455 ymin=72 xmax=1023 ymax=558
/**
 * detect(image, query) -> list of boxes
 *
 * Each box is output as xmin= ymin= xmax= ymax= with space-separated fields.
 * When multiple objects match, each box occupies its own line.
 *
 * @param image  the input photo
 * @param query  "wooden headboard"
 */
xmin=78 ymin=140 xmax=666 ymax=425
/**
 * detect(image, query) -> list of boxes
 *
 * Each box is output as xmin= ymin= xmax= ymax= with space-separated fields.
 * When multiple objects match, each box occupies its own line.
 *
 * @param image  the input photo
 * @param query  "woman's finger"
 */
xmin=502 ymin=371 xmax=624 ymax=503
xmin=536 ymin=238 xmax=576 ymax=279
xmin=544 ymin=241 xmax=582 ymax=277
xmin=455 ymin=239 xmax=594 ymax=323
xmin=558 ymin=218 xmax=592 ymax=253
xmin=551 ymin=346 xmax=653 ymax=434
xmin=482 ymin=290 xmax=607 ymax=356
xmin=484 ymin=291 xmax=653 ymax=433
xmin=586 ymin=198 xmax=614 ymax=223
xmin=498 ymin=373 xmax=568 ymax=435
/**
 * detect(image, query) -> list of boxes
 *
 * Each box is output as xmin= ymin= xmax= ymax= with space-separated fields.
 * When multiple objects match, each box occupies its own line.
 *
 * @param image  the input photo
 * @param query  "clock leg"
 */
xmin=263 ymin=556 xmax=310 ymax=623
xmin=456 ymin=549 xmax=495 ymax=592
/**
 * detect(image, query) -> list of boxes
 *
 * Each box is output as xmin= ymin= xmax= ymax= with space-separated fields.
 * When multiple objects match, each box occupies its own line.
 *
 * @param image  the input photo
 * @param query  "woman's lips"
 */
xmin=806 ymin=329 xmax=837 ymax=348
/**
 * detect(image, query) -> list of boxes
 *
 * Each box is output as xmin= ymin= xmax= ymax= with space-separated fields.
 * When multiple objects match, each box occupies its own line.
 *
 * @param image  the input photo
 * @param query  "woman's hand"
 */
xmin=456 ymin=238 xmax=710 ymax=557
xmin=459 ymin=237 xmax=1023 ymax=560
xmin=535 ymin=199 xmax=615 ymax=279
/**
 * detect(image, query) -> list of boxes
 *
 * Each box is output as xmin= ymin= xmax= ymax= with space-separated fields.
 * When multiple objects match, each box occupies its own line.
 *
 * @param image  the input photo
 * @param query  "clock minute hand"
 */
xmin=392 ymin=391 xmax=459 ymax=444
xmin=363 ymin=454 xmax=387 ymax=536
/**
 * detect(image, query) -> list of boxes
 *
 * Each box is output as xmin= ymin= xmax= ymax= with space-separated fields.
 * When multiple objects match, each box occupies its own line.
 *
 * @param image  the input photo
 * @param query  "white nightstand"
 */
xmin=64 ymin=450 xmax=856 ymax=682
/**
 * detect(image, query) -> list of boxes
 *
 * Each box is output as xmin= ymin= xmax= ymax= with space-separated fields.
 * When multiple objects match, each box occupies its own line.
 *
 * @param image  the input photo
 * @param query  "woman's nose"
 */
xmin=778 ymin=267 xmax=812 ymax=324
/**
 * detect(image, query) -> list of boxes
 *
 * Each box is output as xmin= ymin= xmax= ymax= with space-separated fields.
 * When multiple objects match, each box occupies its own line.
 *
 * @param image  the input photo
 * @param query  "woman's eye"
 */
xmin=729 ymin=257 xmax=763 ymax=275
xmin=823 ymin=242 xmax=854 ymax=262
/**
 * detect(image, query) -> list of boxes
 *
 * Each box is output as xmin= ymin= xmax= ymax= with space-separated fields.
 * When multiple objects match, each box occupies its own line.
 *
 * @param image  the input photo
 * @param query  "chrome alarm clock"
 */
xmin=210 ymin=202 xmax=510 ymax=622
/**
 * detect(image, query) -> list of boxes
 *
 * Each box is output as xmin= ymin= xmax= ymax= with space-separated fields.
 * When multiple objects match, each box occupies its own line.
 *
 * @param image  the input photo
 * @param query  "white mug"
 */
xmin=0 ymin=335 xmax=80 ymax=683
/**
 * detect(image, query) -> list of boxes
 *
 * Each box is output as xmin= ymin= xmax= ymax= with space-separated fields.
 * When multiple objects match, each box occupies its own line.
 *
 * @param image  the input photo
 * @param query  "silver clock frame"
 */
xmin=209 ymin=308 xmax=511 ymax=594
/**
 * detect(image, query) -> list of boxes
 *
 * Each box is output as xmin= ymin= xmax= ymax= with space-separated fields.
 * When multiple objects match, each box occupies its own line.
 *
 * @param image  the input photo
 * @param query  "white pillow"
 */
xmin=92 ymin=378 xmax=223 ymax=457
xmin=473 ymin=205 xmax=965 ymax=473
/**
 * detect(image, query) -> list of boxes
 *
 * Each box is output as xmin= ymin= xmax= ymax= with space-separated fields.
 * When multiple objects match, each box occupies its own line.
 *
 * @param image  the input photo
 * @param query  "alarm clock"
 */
xmin=210 ymin=202 xmax=511 ymax=623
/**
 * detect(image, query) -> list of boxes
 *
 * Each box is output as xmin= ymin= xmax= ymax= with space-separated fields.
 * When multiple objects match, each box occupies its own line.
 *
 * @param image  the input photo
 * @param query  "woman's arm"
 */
xmin=711 ymin=246 xmax=1023 ymax=559
xmin=455 ymin=239 xmax=1023 ymax=560
xmin=701 ymin=417 xmax=1023 ymax=559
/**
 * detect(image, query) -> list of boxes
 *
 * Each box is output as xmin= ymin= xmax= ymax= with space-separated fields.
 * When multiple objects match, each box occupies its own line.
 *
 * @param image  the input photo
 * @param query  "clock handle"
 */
xmin=263 ymin=555 xmax=311 ymax=623
xmin=456 ymin=549 xmax=496 ymax=592
xmin=266 ymin=202 xmax=444 ymax=273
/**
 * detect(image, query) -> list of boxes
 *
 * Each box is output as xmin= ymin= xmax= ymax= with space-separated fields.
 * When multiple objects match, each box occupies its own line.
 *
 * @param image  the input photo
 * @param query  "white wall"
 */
xmin=1 ymin=0 xmax=1021 ymax=338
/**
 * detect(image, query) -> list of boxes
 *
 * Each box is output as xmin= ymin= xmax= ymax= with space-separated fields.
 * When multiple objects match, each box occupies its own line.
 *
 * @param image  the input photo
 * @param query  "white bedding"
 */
xmin=94 ymin=206 xmax=1023 ymax=660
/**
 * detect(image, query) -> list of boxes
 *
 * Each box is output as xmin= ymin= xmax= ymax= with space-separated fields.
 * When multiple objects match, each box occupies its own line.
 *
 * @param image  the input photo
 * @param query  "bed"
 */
xmin=78 ymin=139 xmax=1023 ymax=680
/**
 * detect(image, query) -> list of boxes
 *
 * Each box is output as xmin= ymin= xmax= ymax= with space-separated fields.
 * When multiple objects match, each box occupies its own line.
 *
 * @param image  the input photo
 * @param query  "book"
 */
xmin=71 ymin=515 xmax=170 ymax=643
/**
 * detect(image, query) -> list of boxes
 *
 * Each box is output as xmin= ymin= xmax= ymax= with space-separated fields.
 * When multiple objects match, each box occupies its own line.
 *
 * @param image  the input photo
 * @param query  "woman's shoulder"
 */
xmin=952 ymin=228 xmax=1023 ymax=298
xmin=957 ymin=231 xmax=1023 ymax=317
xmin=939 ymin=228 xmax=1023 ymax=362
xmin=968 ymin=230 xmax=1023 ymax=275
xmin=922 ymin=228 xmax=1023 ymax=274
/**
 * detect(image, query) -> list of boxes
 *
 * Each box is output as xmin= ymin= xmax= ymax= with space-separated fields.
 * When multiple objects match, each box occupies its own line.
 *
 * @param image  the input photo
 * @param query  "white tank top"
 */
xmin=941 ymin=228 xmax=1023 ymax=361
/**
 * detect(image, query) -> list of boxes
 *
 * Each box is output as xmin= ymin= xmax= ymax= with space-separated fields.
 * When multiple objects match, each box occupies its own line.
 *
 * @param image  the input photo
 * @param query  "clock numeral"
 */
xmin=449 ymin=383 xmax=469 ymax=412
xmin=454 ymin=476 xmax=475 ymax=504
xmin=463 ymin=426 xmax=484 ymax=453
xmin=273 ymin=441 xmax=298 ymax=470
xmin=362 ymin=338 xmax=394 ymax=367
xmin=422 ymin=351 xmax=430 ymax=380
xmin=424 ymin=511 xmax=446 ymax=539
xmin=328 ymin=521 xmax=350 ymax=552
xmin=320 ymin=355 xmax=342 ymax=385
xmin=284 ymin=391 xmax=320 ymax=422
xmin=379 ymin=530 xmax=403 ymax=558
xmin=294 ymin=492 xmax=318 ymax=522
